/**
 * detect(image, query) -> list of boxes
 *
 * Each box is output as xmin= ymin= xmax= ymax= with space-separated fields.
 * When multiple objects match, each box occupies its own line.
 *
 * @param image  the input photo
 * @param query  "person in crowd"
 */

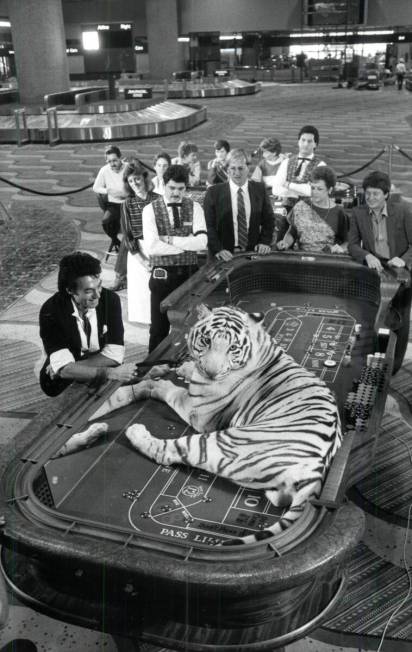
xmin=39 ymin=252 xmax=137 ymax=397
xmin=172 ymin=141 xmax=201 ymax=186
xmin=271 ymin=125 xmax=325 ymax=208
xmin=204 ymin=148 xmax=274 ymax=261
xmin=276 ymin=165 xmax=348 ymax=253
xmin=251 ymin=137 xmax=287 ymax=188
xmin=348 ymin=170 xmax=412 ymax=372
xmin=395 ymin=57 xmax=407 ymax=90
xmin=121 ymin=159 xmax=160 ymax=324
xmin=141 ymin=164 xmax=207 ymax=352
xmin=152 ymin=151 xmax=172 ymax=195
xmin=92 ymin=145 xmax=128 ymax=249
xmin=93 ymin=145 xmax=129 ymax=292
xmin=207 ymin=139 xmax=231 ymax=185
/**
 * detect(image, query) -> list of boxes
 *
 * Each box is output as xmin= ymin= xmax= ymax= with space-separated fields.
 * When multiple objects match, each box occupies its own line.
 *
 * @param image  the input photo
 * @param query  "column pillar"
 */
xmin=9 ymin=0 xmax=70 ymax=105
xmin=145 ymin=0 xmax=185 ymax=79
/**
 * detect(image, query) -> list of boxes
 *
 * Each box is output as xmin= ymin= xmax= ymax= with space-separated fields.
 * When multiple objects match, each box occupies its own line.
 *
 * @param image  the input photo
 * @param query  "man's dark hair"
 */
xmin=362 ymin=170 xmax=391 ymax=195
xmin=214 ymin=139 xmax=230 ymax=153
xmin=311 ymin=165 xmax=336 ymax=190
xmin=153 ymin=151 xmax=171 ymax=166
xmin=298 ymin=125 xmax=319 ymax=146
xmin=105 ymin=145 xmax=122 ymax=159
xmin=164 ymin=164 xmax=189 ymax=186
xmin=58 ymin=252 xmax=101 ymax=294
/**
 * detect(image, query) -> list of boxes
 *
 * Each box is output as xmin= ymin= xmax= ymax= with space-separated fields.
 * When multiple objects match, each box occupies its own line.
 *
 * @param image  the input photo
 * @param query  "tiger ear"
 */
xmin=249 ymin=312 xmax=264 ymax=323
xmin=196 ymin=304 xmax=211 ymax=319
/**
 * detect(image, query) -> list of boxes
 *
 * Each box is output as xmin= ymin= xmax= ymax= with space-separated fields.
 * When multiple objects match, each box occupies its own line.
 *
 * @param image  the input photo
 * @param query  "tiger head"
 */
xmin=187 ymin=305 xmax=270 ymax=380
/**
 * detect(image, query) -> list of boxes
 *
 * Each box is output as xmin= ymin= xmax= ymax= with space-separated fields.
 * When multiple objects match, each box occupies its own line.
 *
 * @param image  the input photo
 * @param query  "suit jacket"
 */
xmin=39 ymin=288 xmax=124 ymax=396
xmin=204 ymin=180 xmax=274 ymax=255
xmin=348 ymin=200 xmax=412 ymax=269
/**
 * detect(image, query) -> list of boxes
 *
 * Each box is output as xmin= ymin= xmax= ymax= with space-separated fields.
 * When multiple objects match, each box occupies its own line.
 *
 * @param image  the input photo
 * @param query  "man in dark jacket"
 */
xmin=348 ymin=171 xmax=412 ymax=372
xmin=39 ymin=252 xmax=137 ymax=396
xmin=204 ymin=148 xmax=274 ymax=261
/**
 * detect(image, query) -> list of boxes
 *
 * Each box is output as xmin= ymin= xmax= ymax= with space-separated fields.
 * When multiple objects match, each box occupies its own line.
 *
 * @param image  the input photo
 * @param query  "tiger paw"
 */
xmin=55 ymin=422 xmax=109 ymax=457
xmin=125 ymin=423 xmax=152 ymax=451
xmin=126 ymin=424 xmax=165 ymax=464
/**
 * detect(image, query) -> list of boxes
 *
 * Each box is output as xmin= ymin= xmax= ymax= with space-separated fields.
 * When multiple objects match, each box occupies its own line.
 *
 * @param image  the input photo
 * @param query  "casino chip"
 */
xmin=323 ymin=359 xmax=337 ymax=368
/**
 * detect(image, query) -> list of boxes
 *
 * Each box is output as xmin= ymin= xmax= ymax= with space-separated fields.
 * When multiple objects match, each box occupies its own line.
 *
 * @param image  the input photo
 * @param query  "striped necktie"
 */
xmin=237 ymin=187 xmax=248 ymax=250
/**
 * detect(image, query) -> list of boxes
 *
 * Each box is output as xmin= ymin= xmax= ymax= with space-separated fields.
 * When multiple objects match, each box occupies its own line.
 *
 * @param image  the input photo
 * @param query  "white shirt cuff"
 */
xmin=50 ymin=349 xmax=76 ymax=374
xmin=100 ymin=344 xmax=125 ymax=365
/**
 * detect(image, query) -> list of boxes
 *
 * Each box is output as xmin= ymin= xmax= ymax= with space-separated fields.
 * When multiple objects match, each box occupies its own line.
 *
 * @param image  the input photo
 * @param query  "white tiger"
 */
xmin=76 ymin=304 xmax=342 ymax=545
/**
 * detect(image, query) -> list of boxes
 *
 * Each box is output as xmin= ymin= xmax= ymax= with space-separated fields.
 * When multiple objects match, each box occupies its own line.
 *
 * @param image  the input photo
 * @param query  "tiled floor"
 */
xmin=1 ymin=82 xmax=412 ymax=651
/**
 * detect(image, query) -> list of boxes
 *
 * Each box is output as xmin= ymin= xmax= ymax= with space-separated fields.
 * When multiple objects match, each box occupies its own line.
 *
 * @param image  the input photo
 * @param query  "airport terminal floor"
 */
xmin=1 ymin=81 xmax=412 ymax=651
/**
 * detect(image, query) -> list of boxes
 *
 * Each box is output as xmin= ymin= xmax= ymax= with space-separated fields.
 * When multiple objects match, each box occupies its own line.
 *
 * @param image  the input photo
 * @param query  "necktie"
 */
xmin=82 ymin=314 xmax=91 ymax=348
xmin=167 ymin=203 xmax=181 ymax=229
xmin=295 ymin=157 xmax=311 ymax=177
xmin=237 ymin=188 xmax=248 ymax=250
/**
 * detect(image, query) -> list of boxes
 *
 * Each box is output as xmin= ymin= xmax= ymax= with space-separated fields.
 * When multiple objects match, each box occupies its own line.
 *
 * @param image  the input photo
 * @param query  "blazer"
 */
xmin=204 ymin=180 xmax=275 ymax=255
xmin=348 ymin=200 xmax=412 ymax=269
xmin=39 ymin=288 xmax=124 ymax=396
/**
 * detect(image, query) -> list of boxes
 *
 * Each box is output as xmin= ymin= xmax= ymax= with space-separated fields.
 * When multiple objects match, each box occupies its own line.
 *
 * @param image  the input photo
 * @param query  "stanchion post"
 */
xmin=388 ymin=143 xmax=393 ymax=179
xmin=164 ymin=79 xmax=168 ymax=100
xmin=14 ymin=108 xmax=30 ymax=146
xmin=46 ymin=108 xmax=60 ymax=146
xmin=182 ymin=79 xmax=187 ymax=98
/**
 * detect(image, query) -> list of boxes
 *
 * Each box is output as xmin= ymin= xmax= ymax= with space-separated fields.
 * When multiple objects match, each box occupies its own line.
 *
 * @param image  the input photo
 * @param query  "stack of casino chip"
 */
xmin=343 ymin=353 xmax=387 ymax=430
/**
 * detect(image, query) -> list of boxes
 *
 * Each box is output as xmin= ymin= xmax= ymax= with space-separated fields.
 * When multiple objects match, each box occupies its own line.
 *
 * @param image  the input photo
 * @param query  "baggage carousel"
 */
xmin=0 ymin=100 xmax=207 ymax=143
xmin=150 ymin=79 xmax=262 ymax=99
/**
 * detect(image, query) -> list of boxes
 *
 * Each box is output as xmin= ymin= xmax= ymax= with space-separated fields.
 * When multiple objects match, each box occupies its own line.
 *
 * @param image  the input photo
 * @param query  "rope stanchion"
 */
xmin=0 ymin=157 xmax=154 ymax=197
xmin=0 ymin=175 xmax=94 ymax=196
xmin=337 ymin=147 xmax=387 ymax=179
xmin=393 ymin=145 xmax=412 ymax=164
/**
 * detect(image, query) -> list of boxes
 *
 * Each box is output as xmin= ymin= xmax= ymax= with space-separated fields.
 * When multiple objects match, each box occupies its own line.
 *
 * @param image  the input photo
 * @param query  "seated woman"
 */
xmin=151 ymin=151 xmax=171 ymax=196
xmin=276 ymin=165 xmax=348 ymax=253
xmin=172 ymin=141 xmax=201 ymax=186
xmin=251 ymin=137 xmax=287 ymax=189
xmin=121 ymin=159 xmax=159 ymax=324
xmin=206 ymin=139 xmax=230 ymax=185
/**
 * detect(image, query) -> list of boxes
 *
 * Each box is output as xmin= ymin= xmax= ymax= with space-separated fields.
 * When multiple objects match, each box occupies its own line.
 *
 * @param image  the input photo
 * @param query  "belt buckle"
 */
xmin=153 ymin=268 xmax=167 ymax=279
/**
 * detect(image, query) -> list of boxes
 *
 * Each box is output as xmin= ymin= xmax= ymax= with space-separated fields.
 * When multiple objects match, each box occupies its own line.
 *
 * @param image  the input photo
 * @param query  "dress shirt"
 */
xmin=141 ymin=200 xmax=207 ymax=257
xmin=370 ymin=203 xmax=390 ymax=259
xmin=49 ymin=300 xmax=124 ymax=373
xmin=271 ymin=155 xmax=325 ymax=199
xmin=92 ymin=163 xmax=128 ymax=203
xmin=228 ymin=179 xmax=251 ymax=247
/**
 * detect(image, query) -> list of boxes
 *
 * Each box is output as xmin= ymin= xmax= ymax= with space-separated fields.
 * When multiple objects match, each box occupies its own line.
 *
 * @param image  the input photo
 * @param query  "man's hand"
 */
xmin=387 ymin=256 xmax=406 ymax=268
xmin=365 ymin=253 xmax=383 ymax=272
xmin=254 ymin=244 xmax=271 ymax=255
xmin=107 ymin=363 xmax=140 ymax=383
xmin=215 ymin=249 xmax=233 ymax=261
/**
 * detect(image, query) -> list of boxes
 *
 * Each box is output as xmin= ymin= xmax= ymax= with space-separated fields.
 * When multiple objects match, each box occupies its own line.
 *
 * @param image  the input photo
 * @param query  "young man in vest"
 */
xmin=142 ymin=164 xmax=207 ymax=352
xmin=272 ymin=125 xmax=325 ymax=207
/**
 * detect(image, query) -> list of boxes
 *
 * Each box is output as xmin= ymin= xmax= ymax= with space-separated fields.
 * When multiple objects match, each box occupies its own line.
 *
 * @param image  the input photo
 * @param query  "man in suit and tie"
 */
xmin=204 ymin=148 xmax=274 ymax=262
xmin=348 ymin=170 xmax=412 ymax=372
xmin=39 ymin=252 xmax=137 ymax=396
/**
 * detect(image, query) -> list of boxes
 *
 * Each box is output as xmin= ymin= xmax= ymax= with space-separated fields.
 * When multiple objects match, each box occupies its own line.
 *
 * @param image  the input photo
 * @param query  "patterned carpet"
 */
xmin=1 ymin=82 xmax=412 ymax=651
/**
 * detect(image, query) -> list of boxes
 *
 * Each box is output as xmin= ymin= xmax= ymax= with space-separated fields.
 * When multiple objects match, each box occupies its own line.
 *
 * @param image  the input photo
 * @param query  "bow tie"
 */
xmin=167 ymin=203 xmax=182 ymax=207
xmin=298 ymin=157 xmax=311 ymax=161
